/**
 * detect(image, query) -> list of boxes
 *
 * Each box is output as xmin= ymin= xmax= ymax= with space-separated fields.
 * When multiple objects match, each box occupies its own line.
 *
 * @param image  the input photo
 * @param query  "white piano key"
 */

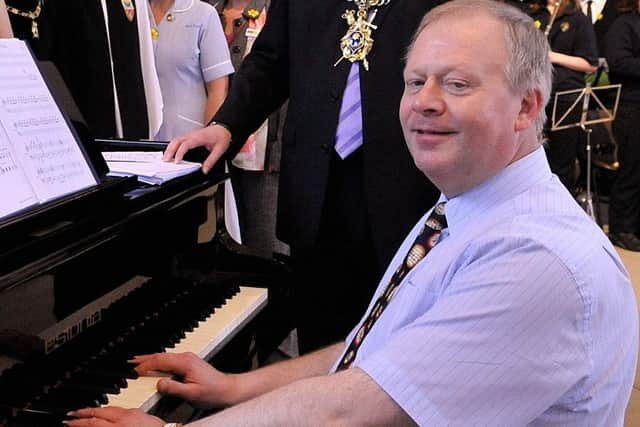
xmin=104 ymin=286 xmax=267 ymax=412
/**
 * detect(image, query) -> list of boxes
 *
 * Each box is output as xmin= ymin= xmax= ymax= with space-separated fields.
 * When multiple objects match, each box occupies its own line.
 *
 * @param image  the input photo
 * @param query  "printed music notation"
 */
xmin=0 ymin=146 xmax=19 ymax=176
xmin=2 ymin=93 xmax=54 ymax=115
xmin=0 ymin=127 xmax=38 ymax=219
xmin=0 ymin=38 xmax=97 ymax=219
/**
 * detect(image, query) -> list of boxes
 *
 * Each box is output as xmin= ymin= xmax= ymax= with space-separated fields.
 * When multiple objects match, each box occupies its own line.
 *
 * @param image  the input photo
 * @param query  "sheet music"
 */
xmin=0 ymin=123 xmax=37 ymax=218
xmin=104 ymin=151 xmax=200 ymax=185
xmin=0 ymin=39 xmax=97 ymax=203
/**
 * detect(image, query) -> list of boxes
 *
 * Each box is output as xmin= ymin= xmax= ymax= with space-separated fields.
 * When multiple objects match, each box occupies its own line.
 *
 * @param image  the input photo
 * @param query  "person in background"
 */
xmin=149 ymin=0 xmax=233 ymax=140
xmin=212 ymin=0 xmax=289 ymax=257
xmin=529 ymin=0 xmax=598 ymax=195
xmin=67 ymin=1 xmax=638 ymax=425
xmin=161 ymin=0 xmax=442 ymax=355
xmin=0 ymin=0 xmax=13 ymax=38
xmin=605 ymin=0 xmax=640 ymax=251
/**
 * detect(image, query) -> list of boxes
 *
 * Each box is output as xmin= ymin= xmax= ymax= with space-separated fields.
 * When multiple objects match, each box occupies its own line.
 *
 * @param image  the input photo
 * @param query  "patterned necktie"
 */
xmin=336 ymin=202 xmax=448 ymax=370
xmin=334 ymin=63 xmax=363 ymax=159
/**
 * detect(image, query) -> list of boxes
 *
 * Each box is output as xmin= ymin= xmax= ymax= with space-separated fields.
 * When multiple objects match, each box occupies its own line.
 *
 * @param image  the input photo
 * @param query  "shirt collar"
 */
xmin=440 ymin=146 xmax=552 ymax=237
xmin=172 ymin=0 xmax=195 ymax=14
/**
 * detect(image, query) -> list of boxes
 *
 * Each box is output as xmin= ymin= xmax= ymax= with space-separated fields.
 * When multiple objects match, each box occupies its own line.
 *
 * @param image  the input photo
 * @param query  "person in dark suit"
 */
xmin=41 ymin=0 xmax=160 ymax=140
xmin=164 ymin=0 xmax=441 ymax=353
xmin=605 ymin=0 xmax=640 ymax=251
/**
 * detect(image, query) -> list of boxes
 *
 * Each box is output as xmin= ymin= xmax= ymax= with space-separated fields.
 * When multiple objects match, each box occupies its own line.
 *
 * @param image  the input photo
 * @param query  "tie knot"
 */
xmin=427 ymin=202 xmax=447 ymax=230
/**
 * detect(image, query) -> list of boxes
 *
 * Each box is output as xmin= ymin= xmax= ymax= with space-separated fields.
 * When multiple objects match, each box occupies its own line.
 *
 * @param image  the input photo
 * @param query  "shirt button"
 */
xmin=232 ymin=46 xmax=242 ymax=54
xmin=234 ymin=18 xmax=243 ymax=27
xmin=321 ymin=143 xmax=331 ymax=154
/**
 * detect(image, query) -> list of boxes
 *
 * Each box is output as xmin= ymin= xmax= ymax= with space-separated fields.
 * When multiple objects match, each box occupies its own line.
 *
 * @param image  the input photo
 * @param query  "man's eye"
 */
xmin=406 ymin=80 xmax=424 ymax=88
xmin=447 ymin=80 xmax=469 ymax=91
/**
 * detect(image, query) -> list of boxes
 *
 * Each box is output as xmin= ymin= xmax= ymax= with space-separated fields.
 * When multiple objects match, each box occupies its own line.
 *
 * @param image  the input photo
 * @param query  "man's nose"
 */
xmin=412 ymin=80 xmax=445 ymax=115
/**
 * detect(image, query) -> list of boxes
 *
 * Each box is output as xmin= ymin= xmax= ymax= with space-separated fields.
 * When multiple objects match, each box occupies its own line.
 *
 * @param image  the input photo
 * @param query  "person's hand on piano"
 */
xmin=163 ymin=123 xmax=232 ymax=174
xmin=132 ymin=352 xmax=236 ymax=409
xmin=65 ymin=406 xmax=165 ymax=427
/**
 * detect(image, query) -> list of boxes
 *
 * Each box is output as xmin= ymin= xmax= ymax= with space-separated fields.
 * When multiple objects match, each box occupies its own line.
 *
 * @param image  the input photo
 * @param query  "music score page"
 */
xmin=0 ymin=39 xmax=97 ymax=219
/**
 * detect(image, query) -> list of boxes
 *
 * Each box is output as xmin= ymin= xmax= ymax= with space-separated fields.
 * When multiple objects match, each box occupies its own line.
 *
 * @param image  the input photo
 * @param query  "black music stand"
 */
xmin=550 ymin=82 xmax=621 ymax=220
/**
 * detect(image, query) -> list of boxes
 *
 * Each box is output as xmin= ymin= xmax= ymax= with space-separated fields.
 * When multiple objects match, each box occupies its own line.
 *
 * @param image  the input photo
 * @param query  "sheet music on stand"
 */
xmin=0 ymin=39 xmax=98 ymax=220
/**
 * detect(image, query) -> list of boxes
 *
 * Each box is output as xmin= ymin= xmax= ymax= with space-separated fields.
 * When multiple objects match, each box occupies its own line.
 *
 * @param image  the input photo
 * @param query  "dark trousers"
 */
xmin=545 ymin=99 xmax=586 ymax=195
xmin=229 ymin=165 xmax=288 ymax=257
xmin=609 ymin=107 xmax=640 ymax=233
xmin=292 ymin=149 xmax=382 ymax=354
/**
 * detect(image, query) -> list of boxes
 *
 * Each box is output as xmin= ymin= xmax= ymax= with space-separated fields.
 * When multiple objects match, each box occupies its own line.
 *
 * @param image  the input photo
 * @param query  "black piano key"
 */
xmin=80 ymin=369 xmax=133 ymax=385
xmin=12 ymin=406 xmax=68 ymax=427
xmin=35 ymin=387 xmax=106 ymax=410
xmin=0 ymin=279 xmax=240 ymax=425
xmin=66 ymin=372 xmax=128 ymax=390
xmin=57 ymin=382 xmax=120 ymax=395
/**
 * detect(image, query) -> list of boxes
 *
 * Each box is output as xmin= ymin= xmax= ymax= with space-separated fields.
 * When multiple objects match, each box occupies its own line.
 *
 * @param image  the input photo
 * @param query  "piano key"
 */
xmin=104 ymin=286 xmax=267 ymax=412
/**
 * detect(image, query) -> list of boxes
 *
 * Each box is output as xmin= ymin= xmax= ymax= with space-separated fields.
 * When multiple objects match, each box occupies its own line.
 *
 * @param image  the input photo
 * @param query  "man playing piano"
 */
xmin=67 ymin=0 xmax=638 ymax=425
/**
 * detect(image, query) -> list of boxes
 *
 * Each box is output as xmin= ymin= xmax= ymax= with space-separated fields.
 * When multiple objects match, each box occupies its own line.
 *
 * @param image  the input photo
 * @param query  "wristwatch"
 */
xmin=209 ymin=121 xmax=232 ymax=134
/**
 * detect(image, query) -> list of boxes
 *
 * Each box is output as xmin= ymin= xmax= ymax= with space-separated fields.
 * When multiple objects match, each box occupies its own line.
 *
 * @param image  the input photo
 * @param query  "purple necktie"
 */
xmin=335 ymin=63 xmax=363 ymax=159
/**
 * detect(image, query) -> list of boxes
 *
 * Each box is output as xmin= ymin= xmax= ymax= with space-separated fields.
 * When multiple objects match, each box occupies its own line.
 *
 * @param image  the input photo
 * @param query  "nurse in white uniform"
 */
xmin=149 ymin=0 xmax=233 ymax=140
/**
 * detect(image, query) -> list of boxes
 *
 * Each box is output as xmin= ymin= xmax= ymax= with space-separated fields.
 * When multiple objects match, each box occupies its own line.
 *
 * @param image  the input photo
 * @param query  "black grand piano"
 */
xmin=0 ymin=56 xmax=290 ymax=426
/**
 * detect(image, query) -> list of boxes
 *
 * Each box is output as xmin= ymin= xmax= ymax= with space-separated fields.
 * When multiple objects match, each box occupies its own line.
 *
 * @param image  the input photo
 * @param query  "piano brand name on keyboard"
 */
xmin=44 ymin=309 xmax=101 ymax=354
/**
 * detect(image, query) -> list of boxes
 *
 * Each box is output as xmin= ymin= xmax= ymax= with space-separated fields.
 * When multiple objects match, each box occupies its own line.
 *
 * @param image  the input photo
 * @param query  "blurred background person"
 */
xmin=529 ymin=0 xmax=598 ymax=195
xmin=149 ymin=0 xmax=233 ymax=140
xmin=605 ymin=0 xmax=640 ymax=251
xmin=213 ymin=0 xmax=289 ymax=258
xmin=0 ymin=0 xmax=13 ymax=38
xmin=163 ymin=0 xmax=442 ymax=354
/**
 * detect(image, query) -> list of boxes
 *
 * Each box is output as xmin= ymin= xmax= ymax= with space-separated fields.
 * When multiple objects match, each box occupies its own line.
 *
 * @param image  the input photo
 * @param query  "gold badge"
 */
xmin=560 ymin=21 xmax=570 ymax=32
xmin=334 ymin=0 xmax=392 ymax=71
xmin=151 ymin=28 xmax=159 ymax=40
xmin=336 ymin=9 xmax=376 ymax=70
xmin=121 ymin=0 xmax=135 ymax=22
xmin=244 ymin=8 xmax=261 ymax=20
xmin=534 ymin=20 xmax=541 ymax=29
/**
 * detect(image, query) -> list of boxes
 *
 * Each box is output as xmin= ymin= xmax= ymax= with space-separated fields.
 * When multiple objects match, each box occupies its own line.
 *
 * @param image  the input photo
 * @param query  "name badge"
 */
xmin=245 ymin=28 xmax=260 ymax=39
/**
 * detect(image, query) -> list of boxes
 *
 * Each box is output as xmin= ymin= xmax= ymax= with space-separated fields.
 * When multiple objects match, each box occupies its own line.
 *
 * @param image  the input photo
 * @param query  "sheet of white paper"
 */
xmin=0 ymin=39 xmax=97 ymax=203
xmin=0 ymin=123 xmax=38 ymax=219
xmin=102 ymin=151 xmax=164 ymax=162
xmin=106 ymin=155 xmax=200 ymax=185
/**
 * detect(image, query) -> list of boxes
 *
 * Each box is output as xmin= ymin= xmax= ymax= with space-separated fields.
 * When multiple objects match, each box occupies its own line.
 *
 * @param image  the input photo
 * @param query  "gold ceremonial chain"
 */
xmin=6 ymin=0 xmax=43 ymax=39
xmin=334 ymin=0 xmax=391 ymax=71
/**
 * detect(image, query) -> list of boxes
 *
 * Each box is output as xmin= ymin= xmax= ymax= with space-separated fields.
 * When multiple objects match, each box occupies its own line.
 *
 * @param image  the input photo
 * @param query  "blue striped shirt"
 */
xmin=337 ymin=147 xmax=638 ymax=425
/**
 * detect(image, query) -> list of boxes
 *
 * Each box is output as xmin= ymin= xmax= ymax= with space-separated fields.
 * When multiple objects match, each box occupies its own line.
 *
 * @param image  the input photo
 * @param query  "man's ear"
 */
xmin=515 ymin=88 xmax=544 ymax=132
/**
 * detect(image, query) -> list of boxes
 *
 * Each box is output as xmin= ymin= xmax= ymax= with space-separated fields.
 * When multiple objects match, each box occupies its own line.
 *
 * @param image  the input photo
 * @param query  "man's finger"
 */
xmin=202 ymin=139 xmax=230 ymax=173
xmin=64 ymin=417 xmax=112 ymax=427
xmin=134 ymin=352 xmax=190 ymax=376
xmin=163 ymin=137 xmax=184 ymax=161
xmin=174 ymin=138 xmax=197 ymax=164
xmin=156 ymin=377 xmax=199 ymax=402
xmin=67 ymin=406 xmax=128 ymax=422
